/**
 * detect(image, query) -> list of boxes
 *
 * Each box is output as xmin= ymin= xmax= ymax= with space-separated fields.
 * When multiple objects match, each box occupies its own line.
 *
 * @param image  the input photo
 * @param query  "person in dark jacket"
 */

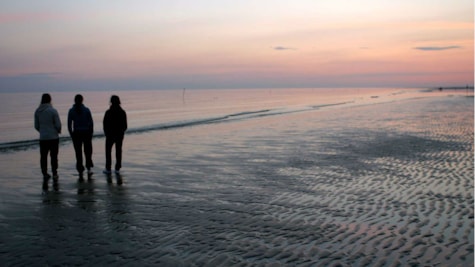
xmin=34 ymin=93 xmax=62 ymax=189
xmin=103 ymin=95 xmax=127 ymax=174
xmin=68 ymin=94 xmax=94 ymax=177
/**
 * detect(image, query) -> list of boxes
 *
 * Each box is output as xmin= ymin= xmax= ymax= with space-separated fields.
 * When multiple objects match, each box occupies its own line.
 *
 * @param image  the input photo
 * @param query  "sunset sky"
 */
xmin=0 ymin=1 xmax=473 ymax=91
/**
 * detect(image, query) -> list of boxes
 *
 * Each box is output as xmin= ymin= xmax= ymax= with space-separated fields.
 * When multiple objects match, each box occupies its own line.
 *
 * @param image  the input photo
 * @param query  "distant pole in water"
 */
xmin=182 ymin=88 xmax=186 ymax=104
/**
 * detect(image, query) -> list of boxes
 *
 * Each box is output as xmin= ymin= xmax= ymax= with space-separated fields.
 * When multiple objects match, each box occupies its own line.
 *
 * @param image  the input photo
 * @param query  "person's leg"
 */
xmin=72 ymin=133 xmax=84 ymax=173
xmin=84 ymin=133 xmax=94 ymax=171
xmin=39 ymin=140 xmax=49 ymax=177
xmin=105 ymin=137 xmax=113 ymax=171
xmin=115 ymin=135 xmax=123 ymax=171
xmin=50 ymin=139 xmax=59 ymax=177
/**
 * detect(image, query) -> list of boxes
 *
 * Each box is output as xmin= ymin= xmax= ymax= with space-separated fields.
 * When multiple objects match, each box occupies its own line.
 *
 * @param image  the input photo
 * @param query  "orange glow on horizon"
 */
xmin=0 ymin=1 xmax=473 ymax=90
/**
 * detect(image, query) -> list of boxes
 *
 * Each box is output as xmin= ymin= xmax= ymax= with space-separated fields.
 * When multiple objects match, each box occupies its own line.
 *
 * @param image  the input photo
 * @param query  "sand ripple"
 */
xmin=0 ymin=96 xmax=472 ymax=266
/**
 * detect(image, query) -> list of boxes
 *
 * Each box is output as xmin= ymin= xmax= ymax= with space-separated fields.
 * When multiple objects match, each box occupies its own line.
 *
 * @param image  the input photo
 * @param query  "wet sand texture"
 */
xmin=0 ymin=96 xmax=473 ymax=266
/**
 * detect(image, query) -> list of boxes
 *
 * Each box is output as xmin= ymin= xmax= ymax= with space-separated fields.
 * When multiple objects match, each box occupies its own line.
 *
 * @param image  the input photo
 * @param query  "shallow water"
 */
xmin=0 ymin=87 xmax=436 ymax=146
xmin=0 ymin=93 xmax=473 ymax=266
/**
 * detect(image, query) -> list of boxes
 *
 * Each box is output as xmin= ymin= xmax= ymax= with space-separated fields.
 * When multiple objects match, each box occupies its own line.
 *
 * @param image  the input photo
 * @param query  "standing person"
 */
xmin=34 ymin=93 xmax=62 ymax=189
xmin=68 ymin=94 xmax=94 ymax=177
xmin=103 ymin=95 xmax=127 ymax=174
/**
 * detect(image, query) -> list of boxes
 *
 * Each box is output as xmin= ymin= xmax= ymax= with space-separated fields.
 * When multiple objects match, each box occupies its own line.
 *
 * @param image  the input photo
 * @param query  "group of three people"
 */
xmin=34 ymin=93 xmax=127 ymax=189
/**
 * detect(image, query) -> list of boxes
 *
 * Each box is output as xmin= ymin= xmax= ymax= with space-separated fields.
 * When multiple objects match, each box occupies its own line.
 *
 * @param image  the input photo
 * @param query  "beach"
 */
xmin=0 ymin=93 xmax=473 ymax=266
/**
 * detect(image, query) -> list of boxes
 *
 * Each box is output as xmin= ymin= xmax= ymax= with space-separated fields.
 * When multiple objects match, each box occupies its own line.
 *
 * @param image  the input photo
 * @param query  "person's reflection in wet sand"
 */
xmin=77 ymin=176 xmax=95 ymax=210
xmin=39 ymin=193 xmax=66 ymax=265
xmin=78 ymin=171 xmax=94 ymax=182
xmin=105 ymin=172 xmax=132 ymax=238
xmin=42 ymin=187 xmax=62 ymax=205
xmin=42 ymin=175 xmax=60 ymax=192
xmin=105 ymin=172 xmax=123 ymax=185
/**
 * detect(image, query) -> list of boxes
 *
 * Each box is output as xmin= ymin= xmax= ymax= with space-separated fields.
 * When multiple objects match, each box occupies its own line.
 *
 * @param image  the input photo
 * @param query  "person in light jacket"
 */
xmin=34 ymin=93 xmax=62 ymax=189
xmin=103 ymin=95 xmax=127 ymax=174
xmin=68 ymin=94 xmax=94 ymax=177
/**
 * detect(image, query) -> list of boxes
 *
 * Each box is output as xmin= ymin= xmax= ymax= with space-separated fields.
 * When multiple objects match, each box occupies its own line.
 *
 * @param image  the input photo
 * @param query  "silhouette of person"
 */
xmin=34 ymin=93 xmax=62 ymax=189
xmin=68 ymin=94 xmax=94 ymax=177
xmin=103 ymin=95 xmax=127 ymax=174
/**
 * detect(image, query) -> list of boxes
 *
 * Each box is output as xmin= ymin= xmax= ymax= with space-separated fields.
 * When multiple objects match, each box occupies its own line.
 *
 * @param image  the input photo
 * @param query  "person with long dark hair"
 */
xmin=103 ymin=95 xmax=127 ymax=174
xmin=68 ymin=94 xmax=94 ymax=177
xmin=34 ymin=93 xmax=62 ymax=190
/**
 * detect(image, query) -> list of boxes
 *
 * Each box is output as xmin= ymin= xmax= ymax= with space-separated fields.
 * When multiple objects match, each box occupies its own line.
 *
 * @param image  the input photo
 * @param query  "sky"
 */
xmin=0 ymin=0 xmax=473 ymax=91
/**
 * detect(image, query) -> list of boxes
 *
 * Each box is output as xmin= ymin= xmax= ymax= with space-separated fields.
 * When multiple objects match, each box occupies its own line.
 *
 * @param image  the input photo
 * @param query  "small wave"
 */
xmin=0 ymin=104 xmax=347 ymax=152
xmin=311 ymin=102 xmax=351 ymax=109
xmin=0 ymin=136 xmax=75 ymax=152
xmin=0 ymin=109 xmax=275 ymax=152
xmin=127 ymin=109 xmax=274 ymax=134
xmin=227 ymin=109 xmax=271 ymax=118
xmin=0 ymin=139 xmax=42 ymax=151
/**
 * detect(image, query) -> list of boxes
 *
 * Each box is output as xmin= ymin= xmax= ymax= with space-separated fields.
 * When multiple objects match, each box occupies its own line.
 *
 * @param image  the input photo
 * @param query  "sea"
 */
xmin=0 ymin=87 xmax=457 ymax=149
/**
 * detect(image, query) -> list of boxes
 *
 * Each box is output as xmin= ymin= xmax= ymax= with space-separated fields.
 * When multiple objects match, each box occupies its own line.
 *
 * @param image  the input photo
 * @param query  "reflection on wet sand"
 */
xmin=0 ymin=95 xmax=472 ymax=266
xmin=106 ymin=172 xmax=124 ymax=185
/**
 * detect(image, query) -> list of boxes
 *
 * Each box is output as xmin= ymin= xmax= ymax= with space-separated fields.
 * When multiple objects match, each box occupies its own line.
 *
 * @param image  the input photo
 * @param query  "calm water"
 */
xmin=0 ymin=87 xmax=431 ymax=146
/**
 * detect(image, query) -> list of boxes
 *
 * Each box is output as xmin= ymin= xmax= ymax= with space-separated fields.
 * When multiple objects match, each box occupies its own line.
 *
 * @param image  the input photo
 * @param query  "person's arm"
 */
xmin=123 ymin=111 xmax=127 ymax=132
xmin=87 ymin=108 xmax=94 ymax=135
xmin=54 ymin=109 xmax=62 ymax=134
xmin=103 ymin=110 xmax=109 ymax=136
xmin=34 ymin=112 xmax=40 ymax=132
xmin=67 ymin=109 xmax=73 ymax=136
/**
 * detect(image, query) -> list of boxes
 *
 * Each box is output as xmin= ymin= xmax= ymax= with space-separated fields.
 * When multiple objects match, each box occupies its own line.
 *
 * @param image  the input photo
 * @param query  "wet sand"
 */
xmin=0 ymin=95 xmax=473 ymax=266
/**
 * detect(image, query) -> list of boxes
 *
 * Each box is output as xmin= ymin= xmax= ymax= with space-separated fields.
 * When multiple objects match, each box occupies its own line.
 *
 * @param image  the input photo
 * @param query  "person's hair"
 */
xmin=74 ymin=94 xmax=83 ymax=113
xmin=41 ymin=93 xmax=51 ymax=104
xmin=110 ymin=95 xmax=121 ymax=106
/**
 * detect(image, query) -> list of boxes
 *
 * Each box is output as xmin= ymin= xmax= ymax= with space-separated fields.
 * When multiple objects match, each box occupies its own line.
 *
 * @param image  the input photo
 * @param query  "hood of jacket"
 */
xmin=35 ymin=103 xmax=61 ymax=140
xmin=37 ymin=103 xmax=52 ymax=112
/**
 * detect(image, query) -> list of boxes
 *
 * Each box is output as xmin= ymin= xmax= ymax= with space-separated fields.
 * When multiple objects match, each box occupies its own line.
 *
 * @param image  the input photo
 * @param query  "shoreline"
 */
xmin=0 ymin=95 xmax=473 ymax=266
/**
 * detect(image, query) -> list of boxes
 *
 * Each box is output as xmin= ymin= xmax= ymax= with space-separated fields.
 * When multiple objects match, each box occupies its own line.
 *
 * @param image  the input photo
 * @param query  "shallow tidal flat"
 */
xmin=0 ymin=95 xmax=473 ymax=266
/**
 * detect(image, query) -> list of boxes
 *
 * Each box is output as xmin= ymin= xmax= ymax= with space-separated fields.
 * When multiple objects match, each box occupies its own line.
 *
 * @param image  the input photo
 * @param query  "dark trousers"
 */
xmin=72 ymin=132 xmax=94 ymax=173
xmin=105 ymin=135 xmax=124 ymax=171
xmin=39 ymin=139 xmax=59 ymax=176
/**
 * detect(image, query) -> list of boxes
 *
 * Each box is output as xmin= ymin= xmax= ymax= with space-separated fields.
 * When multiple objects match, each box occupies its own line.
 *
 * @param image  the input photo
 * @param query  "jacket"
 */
xmin=68 ymin=104 xmax=94 ymax=135
xmin=103 ymin=105 xmax=127 ymax=137
xmin=34 ymin=103 xmax=62 ymax=140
